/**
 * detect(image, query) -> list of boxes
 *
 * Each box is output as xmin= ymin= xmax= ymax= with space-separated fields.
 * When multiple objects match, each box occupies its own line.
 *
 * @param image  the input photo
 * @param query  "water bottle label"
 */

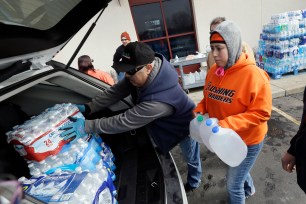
xmin=24 ymin=172 xmax=88 ymax=203
xmin=24 ymin=169 xmax=116 ymax=203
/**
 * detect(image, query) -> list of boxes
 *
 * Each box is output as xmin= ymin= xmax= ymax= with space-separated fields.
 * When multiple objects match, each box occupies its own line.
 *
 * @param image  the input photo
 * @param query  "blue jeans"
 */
xmin=226 ymin=141 xmax=263 ymax=204
xmin=117 ymin=72 xmax=125 ymax=81
xmin=179 ymin=136 xmax=202 ymax=188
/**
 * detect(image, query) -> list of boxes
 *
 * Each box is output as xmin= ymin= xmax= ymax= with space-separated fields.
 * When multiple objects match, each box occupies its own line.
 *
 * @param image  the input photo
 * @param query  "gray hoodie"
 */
xmin=212 ymin=21 xmax=242 ymax=69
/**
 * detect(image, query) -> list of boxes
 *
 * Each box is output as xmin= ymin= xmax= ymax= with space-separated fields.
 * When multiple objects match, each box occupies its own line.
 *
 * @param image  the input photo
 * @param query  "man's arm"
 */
xmin=85 ymin=101 xmax=174 ymax=134
xmin=287 ymin=86 xmax=306 ymax=156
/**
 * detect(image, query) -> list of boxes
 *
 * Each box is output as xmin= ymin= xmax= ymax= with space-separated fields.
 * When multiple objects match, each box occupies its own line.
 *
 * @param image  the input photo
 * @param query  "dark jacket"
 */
xmin=113 ymin=44 xmax=125 ymax=64
xmin=287 ymin=86 xmax=306 ymax=193
xmin=113 ymin=44 xmax=125 ymax=79
xmin=134 ymin=54 xmax=195 ymax=154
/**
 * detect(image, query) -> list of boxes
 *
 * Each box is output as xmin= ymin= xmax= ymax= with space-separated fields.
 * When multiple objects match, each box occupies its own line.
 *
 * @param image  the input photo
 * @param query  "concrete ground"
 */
xmin=171 ymin=71 xmax=306 ymax=204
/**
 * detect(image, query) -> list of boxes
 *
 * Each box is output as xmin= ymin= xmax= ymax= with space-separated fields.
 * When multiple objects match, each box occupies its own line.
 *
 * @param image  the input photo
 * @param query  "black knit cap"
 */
xmin=112 ymin=42 xmax=155 ymax=72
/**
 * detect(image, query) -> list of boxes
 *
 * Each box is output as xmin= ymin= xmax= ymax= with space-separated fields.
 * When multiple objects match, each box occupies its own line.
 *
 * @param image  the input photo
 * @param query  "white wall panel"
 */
xmin=193 ymin=0 xmax=306 ymax=55
xmin=54 ymin=0 xmax=306 ymax=72
xmin=54 ymin=0 xmax=136 ymax=73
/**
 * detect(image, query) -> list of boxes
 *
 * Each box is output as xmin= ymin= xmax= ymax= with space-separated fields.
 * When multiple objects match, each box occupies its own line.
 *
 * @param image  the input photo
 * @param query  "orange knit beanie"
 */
xmin=121 ymin=32 xmax=131 ymax=41
xmin=210 ymin=32 xmax=225 ymax=44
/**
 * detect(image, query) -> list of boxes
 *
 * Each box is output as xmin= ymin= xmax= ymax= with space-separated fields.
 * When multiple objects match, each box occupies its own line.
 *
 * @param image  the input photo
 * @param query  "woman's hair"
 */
xmin=78 ymin=55 xmax=94 ymax=72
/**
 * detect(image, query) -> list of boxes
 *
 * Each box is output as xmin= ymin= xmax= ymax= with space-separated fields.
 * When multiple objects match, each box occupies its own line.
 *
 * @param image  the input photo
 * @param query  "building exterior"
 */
xmin=54 ymin=0 xmax=306 ymax=73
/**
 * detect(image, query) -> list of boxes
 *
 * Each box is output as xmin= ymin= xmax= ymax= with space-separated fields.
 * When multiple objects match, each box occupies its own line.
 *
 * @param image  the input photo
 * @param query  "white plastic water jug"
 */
xmin=199 ymin=69 xmax=206 ymax=81
xmin=183 ymin=74 xmax=190 ymax=85
xmin=194 ymin=71 xmax=201 ymax=81
xmin=209 ymin=127 xmax=247 ymax=167
xmin=189 ymin=114 xmax=208 ymax=143
xmin=199 ymin=118 xmax=219 ymax=152
xmin=188 ymin=73 xmax=196 ymax=84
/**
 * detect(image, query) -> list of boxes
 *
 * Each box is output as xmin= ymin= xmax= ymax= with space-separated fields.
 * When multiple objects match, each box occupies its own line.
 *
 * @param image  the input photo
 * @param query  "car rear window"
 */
xmin=0 ymin=0 xmax=81 ymax=30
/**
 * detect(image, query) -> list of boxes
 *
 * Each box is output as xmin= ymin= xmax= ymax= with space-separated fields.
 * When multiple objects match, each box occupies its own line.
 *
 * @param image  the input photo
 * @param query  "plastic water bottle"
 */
xmin=189 ymin=114 xmax=208 ymax=143
xmin=209 ymin=127 xmax=247 ymax=167
xmin=199 ymin=118 xmax=219 ymax=152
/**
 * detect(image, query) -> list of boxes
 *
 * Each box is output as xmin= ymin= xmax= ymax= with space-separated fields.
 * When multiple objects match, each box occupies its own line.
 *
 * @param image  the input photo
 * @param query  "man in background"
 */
xmin=113 ymin=31 xmax=131 ymax=80
xmin=62 ymin=42 xmax=202 ymax=194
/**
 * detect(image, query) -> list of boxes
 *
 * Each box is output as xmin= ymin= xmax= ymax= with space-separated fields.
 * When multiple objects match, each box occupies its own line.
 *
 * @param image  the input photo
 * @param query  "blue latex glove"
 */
xmin=59 ymin=117 xmax=87 ymax=142
xmin=75 ymin=104 xmax=86 ymax=113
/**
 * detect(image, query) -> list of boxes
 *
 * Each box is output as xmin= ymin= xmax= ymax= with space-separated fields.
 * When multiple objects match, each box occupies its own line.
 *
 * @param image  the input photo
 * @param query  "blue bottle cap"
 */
xmin=206 ymin=119 xmax=213 ymax=126
xmin=212 ymin=126 xmax=219 ymax=133
xmin=197 ymin=115 xmax=204 ymax=122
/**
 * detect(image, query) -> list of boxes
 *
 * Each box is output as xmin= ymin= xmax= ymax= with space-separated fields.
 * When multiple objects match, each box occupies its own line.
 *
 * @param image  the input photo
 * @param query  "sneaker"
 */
xmin=184 ymin=183 xmax=198 ymax=194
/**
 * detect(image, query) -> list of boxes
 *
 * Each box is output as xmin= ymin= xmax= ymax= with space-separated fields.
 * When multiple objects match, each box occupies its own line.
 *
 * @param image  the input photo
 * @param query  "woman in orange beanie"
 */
xmin=194 ymin=21 xmax=272 ymax=203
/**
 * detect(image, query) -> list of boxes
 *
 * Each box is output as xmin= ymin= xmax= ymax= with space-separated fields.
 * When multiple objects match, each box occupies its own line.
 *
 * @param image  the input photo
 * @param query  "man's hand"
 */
xmin=281 ymin=152 xmax=296 ymax=173
xmin=60 ymin=117 xmax=87 ymax=142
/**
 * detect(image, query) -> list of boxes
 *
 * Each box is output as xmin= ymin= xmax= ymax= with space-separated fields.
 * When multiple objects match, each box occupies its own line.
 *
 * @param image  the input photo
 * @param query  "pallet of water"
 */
xmin=256 ymin=9 xmax=306 ymax=79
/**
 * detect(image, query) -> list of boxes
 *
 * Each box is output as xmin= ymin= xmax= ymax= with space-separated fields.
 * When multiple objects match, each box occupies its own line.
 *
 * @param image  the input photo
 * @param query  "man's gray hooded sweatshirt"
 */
xmin=85 ymin=53 xmax=195 ymax=154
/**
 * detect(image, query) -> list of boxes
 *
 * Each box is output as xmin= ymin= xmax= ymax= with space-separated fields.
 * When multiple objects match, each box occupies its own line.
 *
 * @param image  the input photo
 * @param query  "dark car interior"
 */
xmin=0 ymin=69 xmax=166 ymax=203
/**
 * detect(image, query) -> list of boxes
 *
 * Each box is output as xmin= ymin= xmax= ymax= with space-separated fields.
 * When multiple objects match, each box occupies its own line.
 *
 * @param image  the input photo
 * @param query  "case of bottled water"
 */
xmin=22 ymin=167 xmax=117 ymax=204
xmin=11 ymin=103 xmax=118 ymax=202
xmin=6 ymin=103 xmax=85 ymax=162
xmin=27 ymin=134 xmax=116 ymax=179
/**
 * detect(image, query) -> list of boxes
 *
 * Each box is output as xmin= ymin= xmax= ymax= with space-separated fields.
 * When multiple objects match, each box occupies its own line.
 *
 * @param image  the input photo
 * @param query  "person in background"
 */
xmin=78 ymin=55 xmax=114 ymax=85
xmin=194 ymin=21 xmax=272 ymax=203
xmin=206 ymin=17 xmax=255 ymax=72
xmin=61 ymin=42 xmax=202 ymax=194
xmin=281 ymin=86 xmax=306 ymax=194
xmin=113 ymin=31 xmax=131 ymax=80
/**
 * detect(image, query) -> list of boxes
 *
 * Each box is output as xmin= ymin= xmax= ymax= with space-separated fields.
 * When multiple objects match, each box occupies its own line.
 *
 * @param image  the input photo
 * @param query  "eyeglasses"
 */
xmin=121 ymin=38 xmax=128 ymax=42
xmin=126 ymin=65 xmax=146 ymax=75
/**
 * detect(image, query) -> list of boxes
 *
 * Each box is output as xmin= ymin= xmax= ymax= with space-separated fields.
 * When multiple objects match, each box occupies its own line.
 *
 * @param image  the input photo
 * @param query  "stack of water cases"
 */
xmin=6 ymin=103 xmax=117 ymax=204
xmin=256 ymin=10 xmax=306 ymax=78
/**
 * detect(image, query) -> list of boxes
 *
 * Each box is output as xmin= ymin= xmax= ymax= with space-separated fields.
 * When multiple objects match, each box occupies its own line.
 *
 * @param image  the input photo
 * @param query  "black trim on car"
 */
xmin=0 ymin=68 xmax=133 ymax=109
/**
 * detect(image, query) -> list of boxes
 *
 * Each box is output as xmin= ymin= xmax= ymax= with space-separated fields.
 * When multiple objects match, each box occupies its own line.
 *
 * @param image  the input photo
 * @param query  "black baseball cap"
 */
xmin=112 ymin=42 xmax=155 ymax=72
